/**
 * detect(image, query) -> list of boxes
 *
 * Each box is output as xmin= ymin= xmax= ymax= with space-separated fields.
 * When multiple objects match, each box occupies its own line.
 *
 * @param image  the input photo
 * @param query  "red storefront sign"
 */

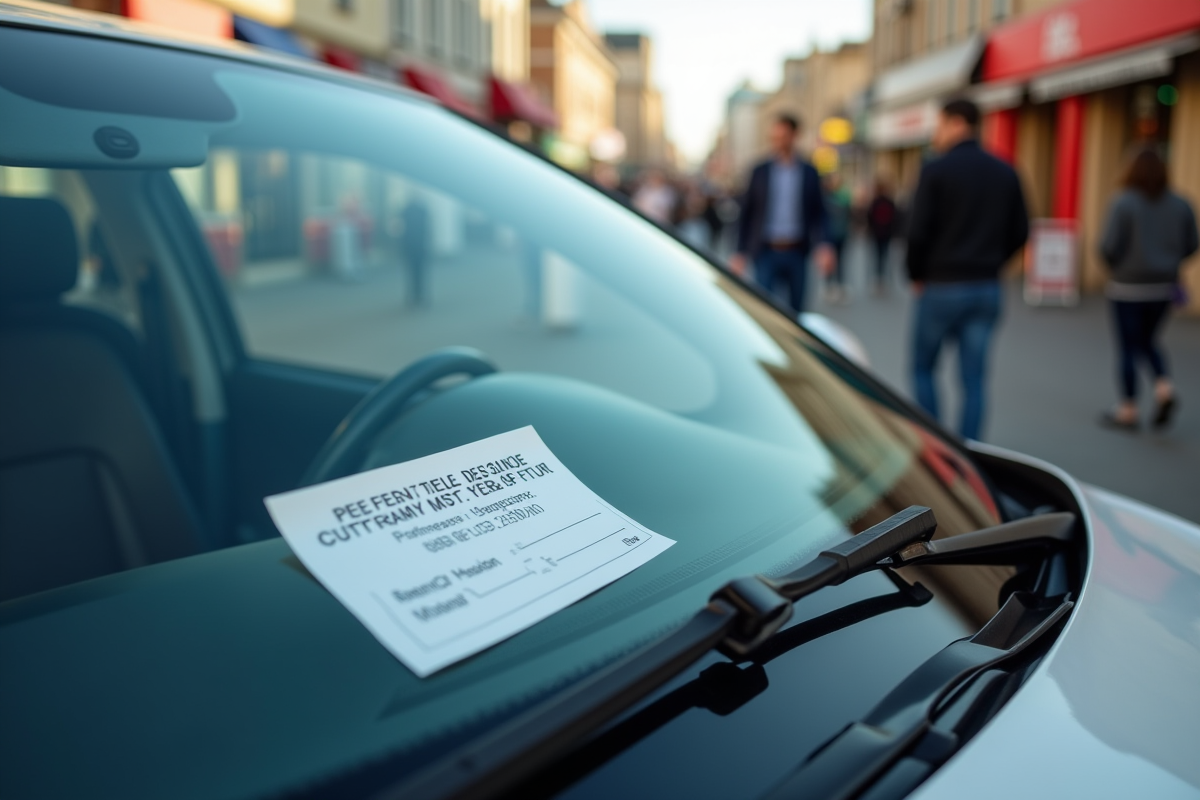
xmin=983 ymin=0 xmax=1200 ymax=82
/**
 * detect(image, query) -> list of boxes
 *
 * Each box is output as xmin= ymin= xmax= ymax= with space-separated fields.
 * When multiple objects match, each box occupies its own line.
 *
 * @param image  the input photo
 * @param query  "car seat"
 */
xmin=0 ymin=196 xmax=204 ymax=602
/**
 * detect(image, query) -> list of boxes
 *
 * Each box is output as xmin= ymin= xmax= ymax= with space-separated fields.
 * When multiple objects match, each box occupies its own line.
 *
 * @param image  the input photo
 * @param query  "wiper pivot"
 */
xmin=718 ymin=505 xmax=938 ymax=657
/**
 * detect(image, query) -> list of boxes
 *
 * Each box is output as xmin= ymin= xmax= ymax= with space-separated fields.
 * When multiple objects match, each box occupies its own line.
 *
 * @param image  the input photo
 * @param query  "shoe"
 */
xmin=1152 ymin=396 xmax=1178 ymax=430
xmin=1099 ymin=411 xmax=1139 ymax=431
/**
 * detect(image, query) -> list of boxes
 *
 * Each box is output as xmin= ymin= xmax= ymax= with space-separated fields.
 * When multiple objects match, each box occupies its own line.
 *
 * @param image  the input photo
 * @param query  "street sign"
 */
xmin=1024 ymin=218 xmax=1079 ymax=306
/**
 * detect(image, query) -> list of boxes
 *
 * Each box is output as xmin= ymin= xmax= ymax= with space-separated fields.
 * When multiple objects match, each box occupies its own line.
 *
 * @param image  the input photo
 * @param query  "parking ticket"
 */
xmin=264 ymin=426 xmax=675 ymax=677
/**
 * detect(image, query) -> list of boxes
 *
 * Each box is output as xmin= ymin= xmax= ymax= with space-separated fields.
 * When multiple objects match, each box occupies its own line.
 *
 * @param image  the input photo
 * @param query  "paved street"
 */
xmin=816 ymin=237 xmax=1200 ymax=524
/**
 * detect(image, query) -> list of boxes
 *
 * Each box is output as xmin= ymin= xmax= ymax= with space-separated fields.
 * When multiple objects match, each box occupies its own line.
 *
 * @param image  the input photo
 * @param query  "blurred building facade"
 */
xmin=713 ymin=82 xmax=769 ymax=190
xmin=758 ymin=43 xmax=870 ymax=181
xmin=529 ymin=0 xmax=619 ymax=171
xmin=869 ymin=0 xmax=1041 ymax=199
xmin=869 ymin=0 xmax=1200 ymax=309
xmin=604 ymin=33 xmax=667 ymax=173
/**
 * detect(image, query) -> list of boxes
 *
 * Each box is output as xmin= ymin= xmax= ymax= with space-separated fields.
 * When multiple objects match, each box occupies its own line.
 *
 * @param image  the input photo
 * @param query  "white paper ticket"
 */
xmin=264 ymin=426 xmax=674 ymax=677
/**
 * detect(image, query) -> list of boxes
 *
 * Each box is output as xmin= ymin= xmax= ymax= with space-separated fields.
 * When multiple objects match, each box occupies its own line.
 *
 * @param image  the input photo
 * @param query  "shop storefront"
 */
xmin=980 ymin=0 xmax=1200 ymax=311
xmin=490 ymin=76 xmax=559 ymax=144
xmin=401 ymin=65 xmax=480 ymax=118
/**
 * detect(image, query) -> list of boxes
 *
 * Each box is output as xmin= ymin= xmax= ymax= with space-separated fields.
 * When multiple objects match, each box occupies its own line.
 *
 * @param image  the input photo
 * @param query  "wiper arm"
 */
xmin=378 ymin=506 xmax=1075 ymax=800
xmin=761 ymin=590 xmax=1073 ymax=800
xmin=521 ymin=571 xmax=935 ymax=798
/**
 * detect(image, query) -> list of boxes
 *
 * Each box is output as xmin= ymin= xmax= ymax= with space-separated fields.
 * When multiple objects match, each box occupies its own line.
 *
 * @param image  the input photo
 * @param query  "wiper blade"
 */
xmin=761 ymin=591 xmax=1073 ymax=800
xmin=386 ymin=506 xmax=936 ymax=800
xmin=375 ymin=506 xmax=1075 ymax=800
xmin=522 ymin=571 xmax=935 ymax=798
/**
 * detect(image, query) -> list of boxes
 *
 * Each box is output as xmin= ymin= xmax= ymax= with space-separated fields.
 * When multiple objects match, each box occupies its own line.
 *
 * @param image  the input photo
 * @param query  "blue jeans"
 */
xmin=754 ymin=247 xmax=809 ymax=313
xmin=826 ymin=238 xmax=847 ymax=286
xmin=911 ymin=280 xmax=1002 ymax=440
xmin=1111 ymin=299 xmax=1171 ymax=400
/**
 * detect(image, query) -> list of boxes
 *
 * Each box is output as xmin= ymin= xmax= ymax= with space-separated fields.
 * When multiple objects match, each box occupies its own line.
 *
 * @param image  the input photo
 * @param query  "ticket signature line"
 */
xmin=516 ymin=512 xmax=602 ymax=550
xmin=557 ymin=528 xmax=625 ymax=561
xmin=466 ymin=569 xmax=535 ymax=598
xmin=422 ymin=535 xmax=655 ymax=649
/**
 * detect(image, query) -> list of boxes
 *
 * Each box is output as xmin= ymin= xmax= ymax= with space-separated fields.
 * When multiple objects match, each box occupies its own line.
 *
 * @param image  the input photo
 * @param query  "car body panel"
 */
xmin=915 ymin=447 xmax=1200 ymax=799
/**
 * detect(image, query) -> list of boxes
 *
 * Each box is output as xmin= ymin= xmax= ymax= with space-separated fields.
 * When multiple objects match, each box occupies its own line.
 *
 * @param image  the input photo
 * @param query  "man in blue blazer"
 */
xmin=732 ymin=113 xmax=834 ymax=313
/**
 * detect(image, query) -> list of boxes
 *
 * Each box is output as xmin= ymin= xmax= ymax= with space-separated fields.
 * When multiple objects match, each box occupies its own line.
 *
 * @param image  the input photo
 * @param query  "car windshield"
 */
xmin=0 ymin=25 xmax=1004 ymax=799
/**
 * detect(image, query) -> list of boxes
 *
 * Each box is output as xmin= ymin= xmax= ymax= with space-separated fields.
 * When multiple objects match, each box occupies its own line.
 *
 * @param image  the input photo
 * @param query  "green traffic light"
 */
xmin=1157 ymin=84 xmax=1178 ymax=106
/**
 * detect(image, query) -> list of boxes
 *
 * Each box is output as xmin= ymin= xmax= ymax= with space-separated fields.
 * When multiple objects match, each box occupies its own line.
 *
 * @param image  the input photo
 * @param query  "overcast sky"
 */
xmin=583 ymin=0 xmax=872 ymax=164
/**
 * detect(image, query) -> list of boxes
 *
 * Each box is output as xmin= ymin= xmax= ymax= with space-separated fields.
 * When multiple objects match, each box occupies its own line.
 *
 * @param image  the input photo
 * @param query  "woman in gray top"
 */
xmin=1099 ymin=148 xmax=1199 ymax=431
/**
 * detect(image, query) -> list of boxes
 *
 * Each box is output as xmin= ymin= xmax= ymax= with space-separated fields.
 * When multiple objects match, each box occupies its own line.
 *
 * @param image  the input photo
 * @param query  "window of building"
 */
xmin=453 ymin=0 xmax=473 ymax=68
xmin=993 ymin=0 xmax=1011 ymax=21
xmin=926 ymin=0 xmax=938 ymax=48
xmin=393 ymin=0 xmax=413 ymax=46
xmin=427 ymin=0 xmax=443 ymax=57
xmin=481 ymin=17 xmax=494 ymax=73
xmin=967 ymin=0 xmax=980 ymax=31
xmin=945 ymin=0 xmax=956 ymax=42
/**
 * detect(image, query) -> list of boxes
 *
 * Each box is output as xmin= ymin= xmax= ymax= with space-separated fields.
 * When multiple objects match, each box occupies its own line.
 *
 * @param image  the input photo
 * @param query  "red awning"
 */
xmin=490 ymin=76 xmax=559 ymax=130
xmin=401 ymin=66 xmax=479 ymax=118
xmin=982 ymin=0 xmax=1200 ymax=82
xmin=323 ymin=46 xmax=360 ymax=72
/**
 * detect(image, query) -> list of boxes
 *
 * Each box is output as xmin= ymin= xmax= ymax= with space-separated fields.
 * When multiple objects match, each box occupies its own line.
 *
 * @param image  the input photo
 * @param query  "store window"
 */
xmin=926 ymin=0 xmax=939 ymax=49
xmin=967 ymin=0 xmax=980 ymax=32
xmin=1129 ymin=80 xmax=1175 ymax=148
xmin=945 ymin=0 xmax=956 ymax=42
xmin=992 ymin=0 xmax=1011 ymax=22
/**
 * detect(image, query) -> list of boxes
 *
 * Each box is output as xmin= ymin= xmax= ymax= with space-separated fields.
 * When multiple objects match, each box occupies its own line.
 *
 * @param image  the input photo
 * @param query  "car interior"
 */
xmin=0 ymin=172 xmax=379 ymax=603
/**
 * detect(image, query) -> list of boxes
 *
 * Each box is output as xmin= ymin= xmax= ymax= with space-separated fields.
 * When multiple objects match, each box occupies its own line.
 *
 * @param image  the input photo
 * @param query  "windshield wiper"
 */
xmin=762 ymin=590 xmax=1072 ymax=800
xmin=371 ymin=507 xmax=1076 ymax=800
xmin=514 ymin=570 xmax=935 ymax=799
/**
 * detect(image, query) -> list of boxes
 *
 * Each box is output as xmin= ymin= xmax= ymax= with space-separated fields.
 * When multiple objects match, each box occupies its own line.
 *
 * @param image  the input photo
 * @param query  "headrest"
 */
xmin=0 ymin=196 xmax=80 ymax=303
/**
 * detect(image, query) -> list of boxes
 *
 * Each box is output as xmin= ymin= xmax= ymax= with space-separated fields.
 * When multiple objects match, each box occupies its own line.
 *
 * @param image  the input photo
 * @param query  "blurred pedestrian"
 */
xmin=822 ymin=173 xmax=852 ymax=304
xmin=906 ymin=98 xmax=1029 ymax=441
xmin=633 ymin=169 xmax=678 ymax=226
xmin=591 ymin=162 xmax=622 ymax=195
xmin=401 ymin=196 xmax=432 ymax=308
xmin=702 ymin=189 xmax=725 ymax=248
xmin=1098 ymin=147 xmax=1199 ymax=431
xmin=676 ymin=183 xmax=712 ymax=250
xmin=731 ymin=113 xmax=833 ymax=314
xmin=332 ymin=195 xmax=368 ymax=281
xmin=866 ymin=178 xmax=899 ymax=294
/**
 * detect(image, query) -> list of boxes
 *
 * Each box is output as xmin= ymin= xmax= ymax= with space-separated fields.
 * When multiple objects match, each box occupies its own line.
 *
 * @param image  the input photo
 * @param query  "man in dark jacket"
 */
xmin=906 ymin=98 xmax=1029 ymax=441
xmin=732 ymin=113 xmax=833 ymax=314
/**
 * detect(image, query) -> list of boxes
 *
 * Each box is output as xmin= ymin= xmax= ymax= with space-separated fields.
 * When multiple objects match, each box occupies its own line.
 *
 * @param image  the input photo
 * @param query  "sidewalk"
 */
xmin=817 ymin=236 xmax=1200 ymax=523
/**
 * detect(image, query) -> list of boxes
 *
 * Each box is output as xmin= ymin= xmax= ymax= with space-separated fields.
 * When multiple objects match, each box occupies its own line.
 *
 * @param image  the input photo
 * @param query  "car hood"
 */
xmin=913 ymin=474 xmax=1200 ymax=798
